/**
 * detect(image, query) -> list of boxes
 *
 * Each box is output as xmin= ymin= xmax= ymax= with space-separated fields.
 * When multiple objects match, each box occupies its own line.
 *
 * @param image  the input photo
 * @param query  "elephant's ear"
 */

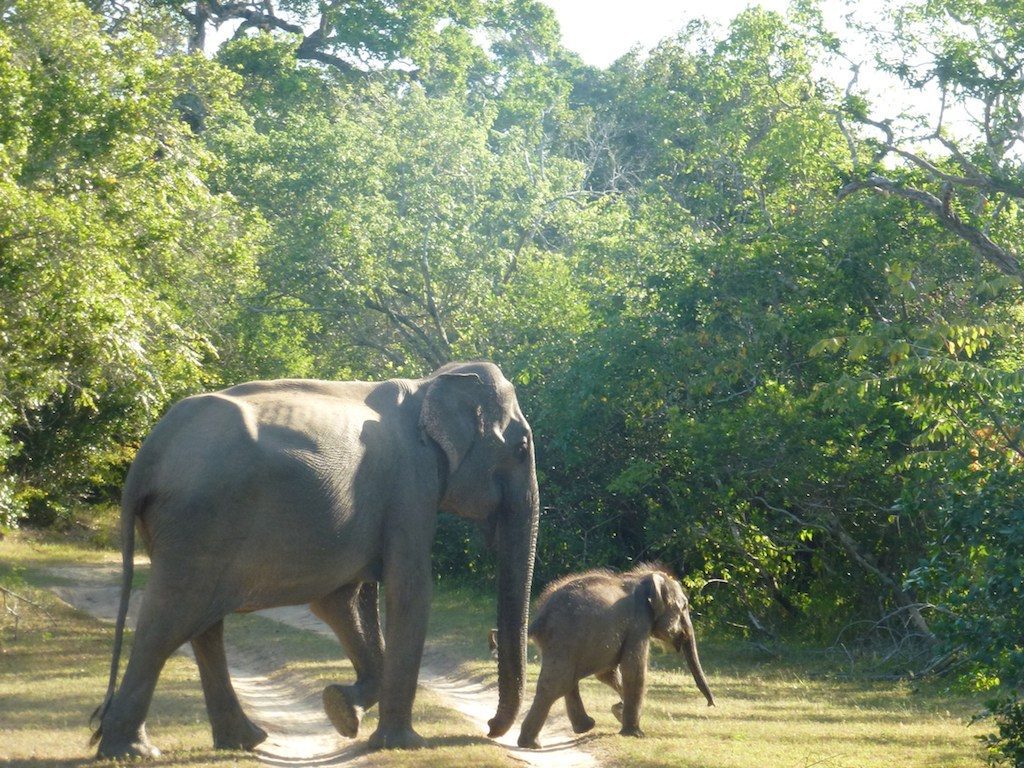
xmin=642 ymin=572 xmax=670 ymax=620
xmin=419 ymin=372 xmax=485 ymax=473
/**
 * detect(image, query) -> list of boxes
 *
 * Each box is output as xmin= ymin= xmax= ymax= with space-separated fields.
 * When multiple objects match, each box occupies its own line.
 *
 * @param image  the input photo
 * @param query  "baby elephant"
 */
xmin=517 ymin=564 xmax=715 ymax=748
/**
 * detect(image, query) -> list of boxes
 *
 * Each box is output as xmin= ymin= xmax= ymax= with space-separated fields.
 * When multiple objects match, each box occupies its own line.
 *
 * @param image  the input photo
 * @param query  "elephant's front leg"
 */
xmin=312 ymin=583 xmax=384 ymax=738
xmin=618 ymin=639 xmax=650 ymax=738
xmin=366 ymin=546 xmax=432 ymax=750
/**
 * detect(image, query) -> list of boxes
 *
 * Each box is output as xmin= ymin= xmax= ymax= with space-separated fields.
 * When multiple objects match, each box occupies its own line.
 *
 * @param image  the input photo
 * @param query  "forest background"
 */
xmin=2 ymin=0 xmax=1024 ymax=760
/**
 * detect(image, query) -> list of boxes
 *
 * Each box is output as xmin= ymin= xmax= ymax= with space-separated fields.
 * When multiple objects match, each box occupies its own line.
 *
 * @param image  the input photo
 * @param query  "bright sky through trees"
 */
xmin=544 ymin=0 xmax=788 ymax=67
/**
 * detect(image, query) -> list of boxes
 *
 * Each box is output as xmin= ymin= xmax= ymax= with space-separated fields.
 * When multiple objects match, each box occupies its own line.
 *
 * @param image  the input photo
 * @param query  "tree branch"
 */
xmin=206 ymin=0 xmax=358 ymax=75
xmin=838 ymin=174 xmax=1023 ymax=280
xmin=418 ymin=226 xmax=452 ymax=357
xmin=364 ymin=294 xmax=447 ymax=368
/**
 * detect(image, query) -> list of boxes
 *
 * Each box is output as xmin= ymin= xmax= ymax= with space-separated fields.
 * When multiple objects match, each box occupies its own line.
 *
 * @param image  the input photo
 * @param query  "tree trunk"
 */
xmin=824 ymin=511 xmax=935 ymax=642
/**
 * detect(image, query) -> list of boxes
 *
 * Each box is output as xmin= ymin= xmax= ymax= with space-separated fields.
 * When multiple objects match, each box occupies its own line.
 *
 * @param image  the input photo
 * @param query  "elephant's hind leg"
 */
xmin=564 ymin=683 xmax=596 ymax=734
xmin=96 ymin=590 xmax=200 ymax=759
xmin=312 ymin=582 xmax=384 ymax=738
xmin=192 ymin=619 xmax=268 ymax=750
xmin=596 ymin=668 xmax=624 ymax=723
xmin=517 ymin=657 xmax=572 ymax=749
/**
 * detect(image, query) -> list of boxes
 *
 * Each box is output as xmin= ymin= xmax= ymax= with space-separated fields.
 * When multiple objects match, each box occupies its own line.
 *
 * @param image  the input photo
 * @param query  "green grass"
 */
xmin=1 ymin=532 xmax=991 ymax=767
xmin=587 ymin=645 xmax=986 ymax=768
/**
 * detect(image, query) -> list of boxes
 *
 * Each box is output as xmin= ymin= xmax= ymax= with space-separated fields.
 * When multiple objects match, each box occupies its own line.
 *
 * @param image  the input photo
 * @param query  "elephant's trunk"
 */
xmin=680 ymin=614 xmax=715 ymax=707
xmin=487 ymin=463 xmax=539 ymax=738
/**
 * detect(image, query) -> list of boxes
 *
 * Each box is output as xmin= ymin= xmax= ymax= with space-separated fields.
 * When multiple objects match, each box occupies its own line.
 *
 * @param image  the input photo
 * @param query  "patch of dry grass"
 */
xmin=0 ymin=565 xmax=254 ymax=767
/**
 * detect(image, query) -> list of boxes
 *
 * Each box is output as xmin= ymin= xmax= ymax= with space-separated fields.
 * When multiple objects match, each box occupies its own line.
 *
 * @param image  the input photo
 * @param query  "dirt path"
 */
xmin=45 ymin=564 xmax=596 ymax=768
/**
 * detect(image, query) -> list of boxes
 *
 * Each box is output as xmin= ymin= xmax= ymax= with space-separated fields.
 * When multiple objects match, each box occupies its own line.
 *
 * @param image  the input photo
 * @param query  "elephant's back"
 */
xmin=534 ymin=570 xmax=625 ymax=612
xmin=127 ymin=393 xmax=259 ymax=497
xmin=137 ymin=380 xmax=392 ymax=484
xmin=125 ymin=388 xmax=392 ymax=605
xmin=128 ymin=386 xmax=387 ymax=538
xmin=530 ymin=571 xmax=630 ymax=641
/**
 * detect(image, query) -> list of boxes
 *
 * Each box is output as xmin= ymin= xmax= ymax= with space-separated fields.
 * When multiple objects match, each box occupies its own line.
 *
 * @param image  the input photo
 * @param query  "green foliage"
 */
xmin=0 ymin=0 xmax=259 ymax=523
xmin=980 ymin=695 xmax=1024 ymax=766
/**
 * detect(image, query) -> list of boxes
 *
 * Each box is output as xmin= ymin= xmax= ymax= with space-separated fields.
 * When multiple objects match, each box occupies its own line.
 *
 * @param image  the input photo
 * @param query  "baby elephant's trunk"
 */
xmin=680 ymin=615 xmax=715 ymax=707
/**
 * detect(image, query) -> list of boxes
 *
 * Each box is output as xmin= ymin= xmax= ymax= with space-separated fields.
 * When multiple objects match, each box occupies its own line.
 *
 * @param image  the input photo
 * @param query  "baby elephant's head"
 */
xmin=640 ymin=569 xmax=716 ymax=707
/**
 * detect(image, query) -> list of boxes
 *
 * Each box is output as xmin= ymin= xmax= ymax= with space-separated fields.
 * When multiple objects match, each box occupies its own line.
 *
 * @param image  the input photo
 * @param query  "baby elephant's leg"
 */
xmin=564 ymin=683 xmax=595 ymax=734
xmin=596 ymin=668 xmax=624 ymax=723
xmin=518 ymin=658 xmax=572 ymax=749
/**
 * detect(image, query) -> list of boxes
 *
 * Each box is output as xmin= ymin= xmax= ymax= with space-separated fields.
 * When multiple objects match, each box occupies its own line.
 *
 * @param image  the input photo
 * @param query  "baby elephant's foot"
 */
xmin=572 ymin=715 xmax=596 ymax=734
xmin=620 ymin=725 xmax=645 ymax=738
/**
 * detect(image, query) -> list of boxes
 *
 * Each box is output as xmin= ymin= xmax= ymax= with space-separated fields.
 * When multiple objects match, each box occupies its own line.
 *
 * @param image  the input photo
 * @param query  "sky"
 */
xmin=543 ymin=0 xmax=790 ymax=68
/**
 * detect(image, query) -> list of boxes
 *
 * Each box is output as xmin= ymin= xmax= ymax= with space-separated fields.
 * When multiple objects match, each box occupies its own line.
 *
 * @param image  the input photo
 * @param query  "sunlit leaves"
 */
xmin=0 ymin=0 xmax=258 ymax=525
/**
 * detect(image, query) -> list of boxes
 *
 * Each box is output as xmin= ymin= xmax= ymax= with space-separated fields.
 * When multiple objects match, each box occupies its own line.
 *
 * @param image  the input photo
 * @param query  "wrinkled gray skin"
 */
xmin=92 ymin=361 xmax=539 ymax=759
xmin=517 ymin=565 xmax=714 ymax=749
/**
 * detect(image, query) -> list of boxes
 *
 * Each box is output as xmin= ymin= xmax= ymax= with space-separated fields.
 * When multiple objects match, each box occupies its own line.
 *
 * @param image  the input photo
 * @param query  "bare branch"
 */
xmin=822 ymin=509 xmax=935 ymax=642
xmin=364 ymin=294 xmax=447 ymax=368
xmin=1 ymin=585 xmax=54 ymax=621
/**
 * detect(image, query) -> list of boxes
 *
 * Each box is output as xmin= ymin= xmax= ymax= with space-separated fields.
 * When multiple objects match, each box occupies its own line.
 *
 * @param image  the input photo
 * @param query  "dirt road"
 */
xmin=46 ymin=564 xmax=596 ymax=768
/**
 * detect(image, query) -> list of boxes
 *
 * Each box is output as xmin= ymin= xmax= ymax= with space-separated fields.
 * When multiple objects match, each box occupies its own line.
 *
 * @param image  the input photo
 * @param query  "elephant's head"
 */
xmin=642 ymin=570 xmax=716 ymax=707
xmin=419 ymin=361 xmax=539 ymax=737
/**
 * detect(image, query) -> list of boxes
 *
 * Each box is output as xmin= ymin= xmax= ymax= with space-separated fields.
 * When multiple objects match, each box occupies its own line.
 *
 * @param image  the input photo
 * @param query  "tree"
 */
xmin=207 ymin=38 xmax=602 ymax=379
xmin=0 ymin=0 xmax=260 ymax=526
xmin=840 ymin=0 xmax=1024 ymax=282
xmin=92 ymin=0 xmax=561 ymax=87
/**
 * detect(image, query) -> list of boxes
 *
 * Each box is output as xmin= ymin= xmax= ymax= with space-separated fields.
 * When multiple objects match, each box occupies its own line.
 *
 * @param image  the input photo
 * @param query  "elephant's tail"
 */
xmin=89 ymin=489 xmax=139 ymax=745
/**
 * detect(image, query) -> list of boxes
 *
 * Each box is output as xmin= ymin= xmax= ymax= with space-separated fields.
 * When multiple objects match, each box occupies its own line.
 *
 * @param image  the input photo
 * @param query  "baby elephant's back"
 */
xmin=528 ymin=571 xmax=633 ymax=649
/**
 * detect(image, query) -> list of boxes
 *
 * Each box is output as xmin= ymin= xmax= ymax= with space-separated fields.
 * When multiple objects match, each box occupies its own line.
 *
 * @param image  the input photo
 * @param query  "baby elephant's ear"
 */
xmin=641 ymin=572 xmax=670 ymax=619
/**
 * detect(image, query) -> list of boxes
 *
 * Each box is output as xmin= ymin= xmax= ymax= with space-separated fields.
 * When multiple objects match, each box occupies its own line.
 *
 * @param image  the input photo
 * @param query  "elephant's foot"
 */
xmin=323 ymin=684 xmax=364 ymax=738
xmin=619 ymin=725 xmax=645 ymax=738
xmin=611 ymin=701 xmax=624 ymax=723
xmin=571 ymin=715 xmax=596 ymax=734
xmin=96 ymin=726 xmax=161 ymax=760
xmin=517 ymin=733 xmax=542 ymax=749
xmin=212 ymin=717 xmax=268 ymax=751
xmin=367 ymin=725 xmax=427 ymax=750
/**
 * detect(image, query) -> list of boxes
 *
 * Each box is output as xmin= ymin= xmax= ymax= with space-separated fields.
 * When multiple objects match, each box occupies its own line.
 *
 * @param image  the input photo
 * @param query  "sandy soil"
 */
xmin=45 ymin=564 xmax=595 ymax=768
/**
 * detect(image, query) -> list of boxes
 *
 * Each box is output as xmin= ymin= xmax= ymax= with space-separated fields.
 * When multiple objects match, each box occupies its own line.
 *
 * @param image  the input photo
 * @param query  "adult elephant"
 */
xmin=92 ymin=361 xmax=539 ymax=758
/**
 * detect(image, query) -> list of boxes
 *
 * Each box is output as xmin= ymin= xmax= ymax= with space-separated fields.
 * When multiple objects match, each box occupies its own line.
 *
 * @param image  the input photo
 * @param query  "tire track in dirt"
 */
xmin=45 ymin=564 xmax=596 ymax=768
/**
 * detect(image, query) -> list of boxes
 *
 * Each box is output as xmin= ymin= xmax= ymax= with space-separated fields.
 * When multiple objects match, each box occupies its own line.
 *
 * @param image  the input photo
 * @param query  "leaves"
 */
xmin=0 ymin=0 xmax=258 ymax=523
